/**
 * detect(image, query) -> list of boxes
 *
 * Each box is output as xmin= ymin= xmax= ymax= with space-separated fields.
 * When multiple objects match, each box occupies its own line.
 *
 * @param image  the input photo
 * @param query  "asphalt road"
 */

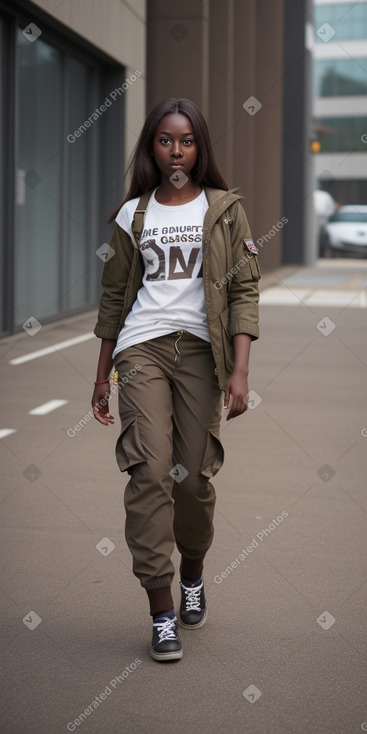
xmin=1 ymin=260 xmax=366 ymax=734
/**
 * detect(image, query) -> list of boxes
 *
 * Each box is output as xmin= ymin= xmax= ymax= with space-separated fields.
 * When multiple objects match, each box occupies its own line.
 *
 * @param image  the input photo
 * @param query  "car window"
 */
xmin=329 ymin=211 xmax=367 ymax=223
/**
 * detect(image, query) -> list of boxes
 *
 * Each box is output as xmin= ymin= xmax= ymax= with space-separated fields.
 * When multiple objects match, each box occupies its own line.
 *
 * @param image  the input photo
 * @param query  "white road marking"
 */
xmin=28 ymin=399 xmax=69 ymax=416
xmin=0 ymin=428 xmax=17 ymax=439
xmin=307 ymin=290 xmax=367 ymax=307
xmin=260 ymin=288 xmax=367 ymax=308
xmin=260 ymin=288 xmax=311 ymax=305
xmin=10 ymin=333 xmax=95 ymax=365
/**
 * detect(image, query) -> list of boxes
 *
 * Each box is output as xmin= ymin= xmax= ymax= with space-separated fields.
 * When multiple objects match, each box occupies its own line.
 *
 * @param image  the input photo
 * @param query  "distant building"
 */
xmin=313 ymin=0 xmax=367 ymax=204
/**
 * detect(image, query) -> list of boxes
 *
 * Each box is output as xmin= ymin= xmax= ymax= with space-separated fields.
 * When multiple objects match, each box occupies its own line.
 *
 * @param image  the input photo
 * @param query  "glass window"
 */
xmin=313 ymin=116 xmax=367 ymax=152
xmin=0 ymin=9 xmax=125 ymax=336
xmin=315 ymin=2 xmax=367 ymax=41
xmin=64 ymin=57 xmax=90 ymax=311
xmin=315 ymin=58 xmax=367 ymax=96
xmin=15 ymin=31 xmax=95 ymax=326
xmin=16 ymin=31 xmax=62 ymax=325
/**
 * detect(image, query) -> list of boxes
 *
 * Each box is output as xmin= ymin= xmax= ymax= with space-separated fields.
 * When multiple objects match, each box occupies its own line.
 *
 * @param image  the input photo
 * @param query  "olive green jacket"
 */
xmin=94 ymin=186 xmax=260 ymax=390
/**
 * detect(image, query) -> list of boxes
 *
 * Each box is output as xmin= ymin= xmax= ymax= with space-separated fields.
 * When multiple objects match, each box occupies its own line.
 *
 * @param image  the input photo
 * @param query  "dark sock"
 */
xmin=147 ymin=585 xmax=174 ymax=617
xmin=153 ymin=608 xmax=175 ymax=623
xmin=181 ymin=574 xmax=202 ymax=588
xmin=180 ymin=555 xmax=204 ymax=580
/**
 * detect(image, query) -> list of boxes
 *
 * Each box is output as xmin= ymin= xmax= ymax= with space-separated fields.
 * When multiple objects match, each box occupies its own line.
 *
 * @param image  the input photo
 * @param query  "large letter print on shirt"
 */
xmin=168 ymin=247 xmax=200 ymax=280
xmin=140 ymin=240 xmax=202 ymax=281
xmin=141 ymin=239 xmax=165 ymax=281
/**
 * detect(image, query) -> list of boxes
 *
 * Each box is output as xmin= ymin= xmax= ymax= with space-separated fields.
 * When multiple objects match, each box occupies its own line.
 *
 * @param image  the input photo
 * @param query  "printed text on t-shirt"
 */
xmin=139 ymin=225 xmax=203 ymax=281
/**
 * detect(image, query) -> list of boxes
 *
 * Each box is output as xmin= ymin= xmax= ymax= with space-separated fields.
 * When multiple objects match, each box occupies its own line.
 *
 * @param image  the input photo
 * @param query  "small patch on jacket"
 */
xmin=244 ymin=239 xmax=258 ymax=254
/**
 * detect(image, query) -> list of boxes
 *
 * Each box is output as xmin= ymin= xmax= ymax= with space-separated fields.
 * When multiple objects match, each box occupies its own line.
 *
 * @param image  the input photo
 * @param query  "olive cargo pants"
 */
xmin=113 ymin=330 xmax=224 ymax=604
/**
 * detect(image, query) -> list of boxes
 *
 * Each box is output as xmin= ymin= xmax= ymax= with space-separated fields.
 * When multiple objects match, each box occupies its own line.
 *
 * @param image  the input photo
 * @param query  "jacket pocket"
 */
xmin=115 ymin=410 xmax=146 ymax=474
xmin=200 ymin=427 xmax=224 ymax=478
xmin=219 ymin=307 xmax=234 ymax=374
xmin=249 ymin=254 xmax=261 ymax=280
xmin=242 ymin=241 xmax=261 ymax=281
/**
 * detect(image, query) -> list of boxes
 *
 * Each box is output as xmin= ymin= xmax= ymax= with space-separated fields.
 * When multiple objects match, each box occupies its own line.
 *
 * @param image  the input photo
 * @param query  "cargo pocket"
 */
xmin=219 ymin=307 xmax=234 ymax=375
xmin=115 ymin=410 xmax=146 ymax=474
xmin=200 ymin=428 xmax=224 ymax=478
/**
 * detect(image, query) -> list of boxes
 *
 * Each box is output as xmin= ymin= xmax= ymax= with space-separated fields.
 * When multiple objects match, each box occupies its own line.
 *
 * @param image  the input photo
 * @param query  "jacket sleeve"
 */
xmin=227 ymin=201 xmax=260 ymax=341
xmin=94 ymin=222 xmax=135 ymax=340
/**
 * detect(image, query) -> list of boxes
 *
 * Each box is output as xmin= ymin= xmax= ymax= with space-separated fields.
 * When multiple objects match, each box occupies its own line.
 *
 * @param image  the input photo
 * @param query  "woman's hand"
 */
xmin=224 ymin=368 xmax=249 ymax=421
xmin=92 ymin=339 xmax=117 ymax=426
xmin=92 ymin=383 xmax=115 ymax=426
xmin=224 ymin=333 xmax=252 ymax=420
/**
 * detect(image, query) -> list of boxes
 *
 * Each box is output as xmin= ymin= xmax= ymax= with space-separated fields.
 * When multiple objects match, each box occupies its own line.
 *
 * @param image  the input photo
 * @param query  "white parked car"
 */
xmin=320 ymin=205 xmax=367 ymax=257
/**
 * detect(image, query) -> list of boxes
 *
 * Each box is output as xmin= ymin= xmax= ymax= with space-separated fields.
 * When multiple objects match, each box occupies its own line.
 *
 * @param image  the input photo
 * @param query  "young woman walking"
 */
xmin=92 ymin=97 xmax=260 ymax=662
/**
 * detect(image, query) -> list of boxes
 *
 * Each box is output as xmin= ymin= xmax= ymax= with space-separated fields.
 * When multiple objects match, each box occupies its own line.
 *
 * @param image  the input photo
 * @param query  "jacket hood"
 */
xmin=202 ymin=187 xmax=243 ymax=231
xmin=203 ymin=186 xmax=242 ymax=208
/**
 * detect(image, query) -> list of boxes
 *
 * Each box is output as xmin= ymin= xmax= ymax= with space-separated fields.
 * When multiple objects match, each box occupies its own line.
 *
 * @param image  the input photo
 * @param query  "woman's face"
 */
xmin=152 ymin=113 xmax=198 ymax=184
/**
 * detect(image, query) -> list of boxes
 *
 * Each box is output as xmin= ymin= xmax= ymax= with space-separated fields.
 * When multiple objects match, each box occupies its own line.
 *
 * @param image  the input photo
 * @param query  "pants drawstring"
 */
xmin=174 ymin=330 xmax=184 ymax=364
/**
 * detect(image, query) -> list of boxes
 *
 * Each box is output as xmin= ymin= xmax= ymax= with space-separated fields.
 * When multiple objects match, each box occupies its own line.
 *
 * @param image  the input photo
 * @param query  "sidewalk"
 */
xmin=0 ymin=260 xmax=366 ymax=734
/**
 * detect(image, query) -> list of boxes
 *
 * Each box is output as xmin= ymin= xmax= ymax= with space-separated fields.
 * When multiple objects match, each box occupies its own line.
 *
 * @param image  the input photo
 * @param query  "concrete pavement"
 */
xmin=0 ymin=259 xmax=366 ymax=734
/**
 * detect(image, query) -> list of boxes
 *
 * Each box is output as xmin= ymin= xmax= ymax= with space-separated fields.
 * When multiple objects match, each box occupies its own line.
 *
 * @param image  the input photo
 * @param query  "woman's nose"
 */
xmin=171 ymin=142 xmax=182 ymax=157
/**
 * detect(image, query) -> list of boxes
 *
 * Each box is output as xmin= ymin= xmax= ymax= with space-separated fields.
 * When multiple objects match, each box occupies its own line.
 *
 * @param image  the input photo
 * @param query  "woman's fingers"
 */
xmin=95 ymin=411 xmax=115 ymax=426
xmin=93 ymin=402 xmax=115 ymax=425
xmin=225 ymin=373 xmax=249 ymax=420
xmin=224 ymin=386 xmax=230 ymax=409
xmin=225 ymin=394 xmax=247 ymax=421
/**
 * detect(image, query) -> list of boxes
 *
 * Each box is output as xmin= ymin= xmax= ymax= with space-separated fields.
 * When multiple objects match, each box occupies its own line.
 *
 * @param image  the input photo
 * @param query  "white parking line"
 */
xmin=10 ymin=333 xmax=95 ymax=365
xmin=0 ymin=428 xmax=17 ymax=439
xmin=28 ymin=399 xmax=69 ymax=416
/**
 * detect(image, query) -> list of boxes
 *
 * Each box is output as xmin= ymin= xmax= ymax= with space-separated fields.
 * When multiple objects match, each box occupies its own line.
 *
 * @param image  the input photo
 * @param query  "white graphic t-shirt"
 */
xmin=113 ymin=188 xmax=210 ymax=358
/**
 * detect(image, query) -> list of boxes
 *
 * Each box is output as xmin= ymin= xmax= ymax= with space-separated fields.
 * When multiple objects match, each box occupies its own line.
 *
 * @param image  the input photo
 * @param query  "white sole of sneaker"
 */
xmin=150 ymin=647 xmax=183 ymax=661
xmin=178 ymin=604 xmax=208 ymax=629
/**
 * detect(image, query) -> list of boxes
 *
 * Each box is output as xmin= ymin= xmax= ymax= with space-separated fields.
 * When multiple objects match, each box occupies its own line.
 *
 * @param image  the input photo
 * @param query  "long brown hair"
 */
xmin=108 ymin=97 xmax=228 ymax=222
